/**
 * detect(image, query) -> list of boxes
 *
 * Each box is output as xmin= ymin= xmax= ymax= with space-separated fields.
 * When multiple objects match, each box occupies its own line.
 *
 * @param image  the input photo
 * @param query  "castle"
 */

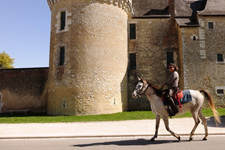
xmin=0 ymin=0 xmax=224 ymax=115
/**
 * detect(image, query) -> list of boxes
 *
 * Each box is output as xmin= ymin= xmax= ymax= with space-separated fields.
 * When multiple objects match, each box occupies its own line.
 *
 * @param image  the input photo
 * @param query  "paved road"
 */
xmin=1 ymin=117 xmax=225 ymax=139
xmin=1 ymin=136 xmax=225 ymax=150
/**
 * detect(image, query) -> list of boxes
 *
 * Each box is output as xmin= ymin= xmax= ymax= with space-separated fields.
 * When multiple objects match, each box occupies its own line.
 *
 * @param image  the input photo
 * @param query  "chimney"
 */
xmin=169 ymin=0 xmax=175 ymax=18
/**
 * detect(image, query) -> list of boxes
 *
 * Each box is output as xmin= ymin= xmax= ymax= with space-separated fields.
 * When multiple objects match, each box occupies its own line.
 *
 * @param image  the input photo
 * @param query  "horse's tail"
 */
xmin=200 ymin=89 xmax=221 ymax=126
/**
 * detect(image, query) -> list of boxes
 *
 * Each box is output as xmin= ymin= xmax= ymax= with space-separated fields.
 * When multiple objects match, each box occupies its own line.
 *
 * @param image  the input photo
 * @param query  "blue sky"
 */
xmin=0 ymin=0 xmax=51 ymax=68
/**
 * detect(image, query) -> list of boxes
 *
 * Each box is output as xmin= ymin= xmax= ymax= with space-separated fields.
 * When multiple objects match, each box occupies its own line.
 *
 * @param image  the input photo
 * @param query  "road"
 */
xmin=1 ymin=136 xmax=225 ymax=150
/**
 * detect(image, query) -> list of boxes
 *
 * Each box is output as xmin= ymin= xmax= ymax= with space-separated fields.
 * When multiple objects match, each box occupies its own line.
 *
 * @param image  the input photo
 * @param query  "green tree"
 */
xmin=0 ymin=51 xmax=14 ymax=69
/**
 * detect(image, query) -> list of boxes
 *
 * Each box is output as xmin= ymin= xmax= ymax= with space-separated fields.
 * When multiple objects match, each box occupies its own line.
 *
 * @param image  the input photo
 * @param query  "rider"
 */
xmin=161 ymin=63 xmax=179 ymax=117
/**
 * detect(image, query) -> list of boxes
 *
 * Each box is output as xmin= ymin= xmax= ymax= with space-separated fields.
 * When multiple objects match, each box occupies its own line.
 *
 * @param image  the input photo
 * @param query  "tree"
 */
xmin=0 ymin=51 xmax=14 ymax=69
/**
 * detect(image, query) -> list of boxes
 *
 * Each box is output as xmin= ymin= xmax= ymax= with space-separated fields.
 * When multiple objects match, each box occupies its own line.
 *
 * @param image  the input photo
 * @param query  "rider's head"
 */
xmin=169 ymin=63 xmax=178 ymax=71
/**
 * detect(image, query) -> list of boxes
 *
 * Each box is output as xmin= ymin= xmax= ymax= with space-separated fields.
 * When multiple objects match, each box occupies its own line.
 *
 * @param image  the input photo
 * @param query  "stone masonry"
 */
xmin=0 ymin=68 xmax=48 ymax=113
xmin=0 ymin=0 xmax=224 ymax=115
xmin=47 ymin=0 xmax=132 ymax=115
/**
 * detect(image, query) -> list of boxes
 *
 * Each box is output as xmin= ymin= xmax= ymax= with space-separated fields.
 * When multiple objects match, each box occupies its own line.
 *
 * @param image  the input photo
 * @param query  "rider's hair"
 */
xmin=169 ymin=63 xmax=178 ymax=71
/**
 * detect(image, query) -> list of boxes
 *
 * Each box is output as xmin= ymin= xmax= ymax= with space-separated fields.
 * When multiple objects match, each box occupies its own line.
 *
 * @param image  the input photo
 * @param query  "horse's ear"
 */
xmin=137 ymin=77 xmax=143 ymax=81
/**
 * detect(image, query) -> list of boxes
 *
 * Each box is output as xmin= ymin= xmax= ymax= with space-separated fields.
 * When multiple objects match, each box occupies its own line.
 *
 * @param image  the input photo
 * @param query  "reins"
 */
xmin=146 ymin=81 xmax=163 ymax=97
xmin=144 ymin=83 xmax=156 ymax=96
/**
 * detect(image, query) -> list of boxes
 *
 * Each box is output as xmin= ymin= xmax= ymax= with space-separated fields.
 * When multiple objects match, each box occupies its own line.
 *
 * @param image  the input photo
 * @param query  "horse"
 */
xmin=132 ymin=77 xmax=221 ymax=141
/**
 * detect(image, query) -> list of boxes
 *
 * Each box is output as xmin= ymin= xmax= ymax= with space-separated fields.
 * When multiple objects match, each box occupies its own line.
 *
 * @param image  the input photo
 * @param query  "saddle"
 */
xmin=162 ymin=89 xmax=184 ymax=111
xmin=173 ymin=90 xmax=184 ymax=109
xmin=162 ymin=89 xmax=184 ymax=116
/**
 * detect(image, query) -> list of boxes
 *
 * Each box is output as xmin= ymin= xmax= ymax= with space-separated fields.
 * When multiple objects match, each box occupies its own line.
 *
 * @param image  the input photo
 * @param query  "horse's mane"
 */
xmin=146 ymin=80 xmax=163 ymax=97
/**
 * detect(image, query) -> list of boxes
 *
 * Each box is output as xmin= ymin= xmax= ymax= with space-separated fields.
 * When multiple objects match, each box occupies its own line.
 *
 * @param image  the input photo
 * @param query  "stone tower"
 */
xmin=47 ymin=0 xmax=132 ymax=115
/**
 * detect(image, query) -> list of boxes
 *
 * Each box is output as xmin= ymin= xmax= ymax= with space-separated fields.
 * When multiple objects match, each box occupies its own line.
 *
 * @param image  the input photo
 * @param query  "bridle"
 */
xmin=134 ymin=80 xmax=156 ymax=97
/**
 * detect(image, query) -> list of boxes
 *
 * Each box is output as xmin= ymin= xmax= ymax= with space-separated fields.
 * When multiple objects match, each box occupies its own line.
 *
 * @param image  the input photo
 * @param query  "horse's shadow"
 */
xmin=207 ymin=116 xmax=225 ymax=128
xmin=73 ymin=139 xmax=183 ymax=147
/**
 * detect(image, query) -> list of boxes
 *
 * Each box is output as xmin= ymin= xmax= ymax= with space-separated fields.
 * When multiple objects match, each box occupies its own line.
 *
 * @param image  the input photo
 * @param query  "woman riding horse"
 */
xmin=161 ymin=63 xmax=179 ymax=117
xmin=132 ymin=77 xmax=221 ymax=141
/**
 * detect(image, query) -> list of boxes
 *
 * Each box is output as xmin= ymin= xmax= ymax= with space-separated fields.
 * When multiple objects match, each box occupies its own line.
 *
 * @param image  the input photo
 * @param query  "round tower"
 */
xmin=47 ymin=0 xmax=132 ymax=115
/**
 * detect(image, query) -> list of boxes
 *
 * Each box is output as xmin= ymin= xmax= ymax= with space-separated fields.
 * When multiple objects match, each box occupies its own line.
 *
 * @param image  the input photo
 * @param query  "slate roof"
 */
xmin=175 ymin=0 xmax=225 ymax=17
xmin=199 ymin=0 xmax=225 ymax=15
xmin=132 ymin=0 xmax=225 ymax=17
xmin=175 ymin=18 xmax=199 ymax=27
xmin=175 ymin=0 xmax=193 ymax=17
xmin=174 ymin=0 xmax=225 ymax=27
xmin=132 ymin=0 xmax=170 ymax=17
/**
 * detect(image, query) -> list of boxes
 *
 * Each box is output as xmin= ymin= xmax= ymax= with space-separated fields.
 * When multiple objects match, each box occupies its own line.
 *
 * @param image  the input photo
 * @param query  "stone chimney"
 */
xmin=169 ymin=0 xmax=175 ymax=18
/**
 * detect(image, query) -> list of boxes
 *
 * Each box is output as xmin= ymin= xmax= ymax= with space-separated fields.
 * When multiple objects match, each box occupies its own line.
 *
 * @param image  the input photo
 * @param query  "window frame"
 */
xmin=208 ymin=22 xmax=214 ymax=29
xmin=215 ymin=87 xmax=225 ymax=95
xmin=60 ymin=11 xmax=66 ymax=30
xmin=216 ymin=54 xmax=224 ymax=63
xmin=217 ymin=89 xmax=224 ymax=95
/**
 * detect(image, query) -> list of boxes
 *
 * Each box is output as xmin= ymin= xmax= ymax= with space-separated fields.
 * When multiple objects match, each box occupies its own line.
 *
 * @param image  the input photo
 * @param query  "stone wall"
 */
xmin=177 ymin=16 xmax=225 ymax=108
xmin=0 ymin=68 xmax=48 ymax=113
xmin=128 ymin=17 xmax=179 ymax=110
xmin=47 ymin=0 xmax=132 ymax=115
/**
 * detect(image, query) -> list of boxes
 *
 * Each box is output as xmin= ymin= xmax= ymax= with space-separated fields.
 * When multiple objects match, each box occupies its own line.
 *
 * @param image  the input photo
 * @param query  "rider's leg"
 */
xmin=168 ymin=89 xmax=178 ymax=116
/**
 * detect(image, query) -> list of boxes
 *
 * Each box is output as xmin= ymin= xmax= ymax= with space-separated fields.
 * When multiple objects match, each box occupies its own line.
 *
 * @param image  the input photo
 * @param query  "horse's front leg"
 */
xmin=151 ymin=115 xmax=160 ymax=141
xmin=162 ymin=116 xmax=181 ymax=141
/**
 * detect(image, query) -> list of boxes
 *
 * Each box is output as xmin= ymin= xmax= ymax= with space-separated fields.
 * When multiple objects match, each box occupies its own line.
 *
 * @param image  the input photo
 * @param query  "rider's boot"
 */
xmin=167 ymin=96 xmax=179 ymax=116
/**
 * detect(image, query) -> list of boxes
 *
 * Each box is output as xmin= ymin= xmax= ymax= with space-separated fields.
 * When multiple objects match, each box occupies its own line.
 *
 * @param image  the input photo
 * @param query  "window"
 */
xmin=208 ymin=22 xmax=214 ymax=29
xmin=167 ymin=52 xmax=174 ymax=68
xmin=217 ymin=54 xmax=224 ymax=62
xmin=193 ymin=36 xmax=197 ymax=41
xmin=129 ymin=53 xmax=136 ymax=70
xmin=129 ymin=24 xmax=136 ymax=39
xmin=59 ymin=47 xmax=65 ymax=65
xmin=60 ymin=11 xmax=66 ymax=30
xmin=217 ymin=89 xmax=224 ymax=95
xmin=56 ymin=9 xmax=72 ymax=33
xmin=216 ymin=87 xmax=225 ymax=95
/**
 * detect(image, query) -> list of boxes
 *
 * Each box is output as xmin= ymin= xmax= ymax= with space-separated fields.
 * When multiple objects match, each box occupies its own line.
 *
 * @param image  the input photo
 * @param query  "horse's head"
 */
xmin=132 ymin=77 xmax=149 ymax=99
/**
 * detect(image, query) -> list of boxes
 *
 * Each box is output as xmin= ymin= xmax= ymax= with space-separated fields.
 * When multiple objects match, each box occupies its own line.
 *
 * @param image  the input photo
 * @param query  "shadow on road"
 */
xmin=73 ymin=138 xmax=188 ymax=147
xmin=207 ymin=116 xmax=225 ymax=128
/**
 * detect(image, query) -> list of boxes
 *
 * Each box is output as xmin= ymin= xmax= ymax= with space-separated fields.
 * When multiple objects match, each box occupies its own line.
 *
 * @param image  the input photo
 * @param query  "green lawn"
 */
xmin=0 ymin=108 xmax=224 ymax=124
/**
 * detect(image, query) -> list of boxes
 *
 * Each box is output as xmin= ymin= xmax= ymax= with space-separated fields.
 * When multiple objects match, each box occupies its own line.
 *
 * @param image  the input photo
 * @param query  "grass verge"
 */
xmin=0 ymin=108 xmax=224 ymax=124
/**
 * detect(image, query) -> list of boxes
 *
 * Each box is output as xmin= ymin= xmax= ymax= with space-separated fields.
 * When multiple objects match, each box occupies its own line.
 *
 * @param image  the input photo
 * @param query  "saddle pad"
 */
xmin=175 ymin=90 xmax=192 ymax=105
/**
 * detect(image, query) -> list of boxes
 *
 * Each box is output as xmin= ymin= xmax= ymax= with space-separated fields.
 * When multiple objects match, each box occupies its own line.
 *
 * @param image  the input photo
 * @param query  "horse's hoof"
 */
xmin=150 ymin=138 xmax=155 ymax=141
xmin=189 ymin=137 xmax=193 ymax=141
xmin=178 ymin=136 xmax=181 ymax=141
xmin=202 ymin=137 xmax=207 ymax=141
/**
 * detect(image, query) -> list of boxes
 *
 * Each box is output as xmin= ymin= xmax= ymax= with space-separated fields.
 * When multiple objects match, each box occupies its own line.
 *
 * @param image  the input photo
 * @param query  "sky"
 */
xmin=0 ymin=0 xmax=51 ymax=68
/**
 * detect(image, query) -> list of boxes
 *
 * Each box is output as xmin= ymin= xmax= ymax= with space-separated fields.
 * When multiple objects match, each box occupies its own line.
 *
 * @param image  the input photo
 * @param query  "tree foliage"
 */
xmin=0 ymin=51 xmax=14 ymax=69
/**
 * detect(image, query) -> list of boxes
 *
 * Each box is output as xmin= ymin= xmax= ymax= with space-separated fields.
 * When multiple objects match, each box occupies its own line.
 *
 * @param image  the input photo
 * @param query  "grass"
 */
xmin=0 ymin=108 xmax=224 ymax=124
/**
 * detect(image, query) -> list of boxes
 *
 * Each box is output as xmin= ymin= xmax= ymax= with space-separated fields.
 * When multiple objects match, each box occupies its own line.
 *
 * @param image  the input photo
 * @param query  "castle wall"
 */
xmin=47 ymin=0 xmax=131 ymax=115
xmin=128 ymin=17 xmax=179 ymax=110
xmin=177 ymin=16 xmax=225 ymax=108
xmin=0 ymin=68 xmax=48 ymax=113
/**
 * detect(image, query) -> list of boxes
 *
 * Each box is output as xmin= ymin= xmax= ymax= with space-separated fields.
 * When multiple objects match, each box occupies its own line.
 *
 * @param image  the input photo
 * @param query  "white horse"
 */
xmin=132 ymin=77 xmax=221 ymax=141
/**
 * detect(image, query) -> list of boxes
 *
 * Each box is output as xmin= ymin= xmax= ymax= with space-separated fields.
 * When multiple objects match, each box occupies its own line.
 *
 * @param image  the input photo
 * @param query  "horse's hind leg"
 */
xmin=162 ymin=116 xmax=180 ymax=141
xmin=189 ymin=111 xmax=200 ymax=141
xmin=198 ymin=110 xmax=208 ymax=140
